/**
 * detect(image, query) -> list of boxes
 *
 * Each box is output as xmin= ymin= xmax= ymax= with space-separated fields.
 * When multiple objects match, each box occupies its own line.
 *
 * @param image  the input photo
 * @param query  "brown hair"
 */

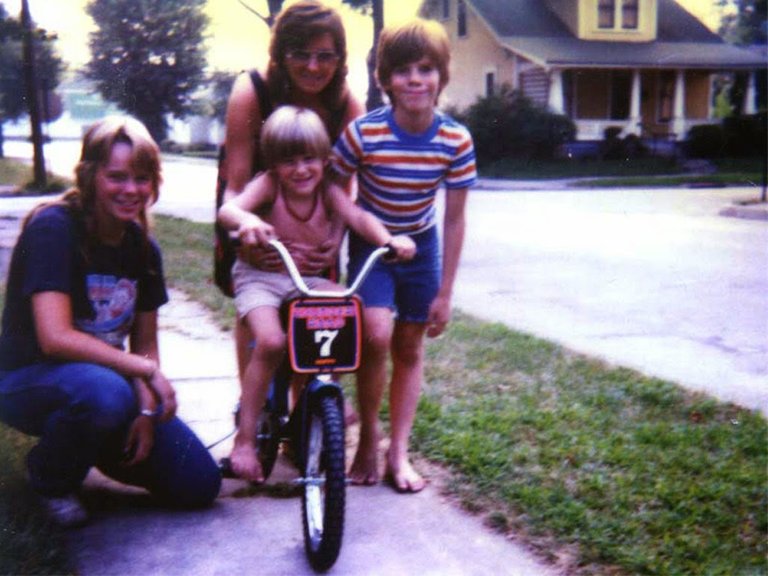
xmin=260 ymin=105 xmax=331 ymax=169
xmin=266 ymin=0 xmax=350 ymax=132
xmin=25 ymin=116 xmax=162 ymax=264
xmin=376 ymin=18 xmax=451 ymax=106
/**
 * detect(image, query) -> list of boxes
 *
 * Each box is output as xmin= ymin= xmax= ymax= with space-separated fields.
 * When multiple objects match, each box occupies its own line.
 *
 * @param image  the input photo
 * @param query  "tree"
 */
xmin=235 ymin=0 xmax=284 ymax=27
xmin=0 ymin=3 xmax=62 ymax=161
xmin=84 ymin=0 xmax=209 ymax=143
xmin=208 ymin=70 xmax=237 ymax=124
xmin=717 ymin=0 xmax=767 ymax=45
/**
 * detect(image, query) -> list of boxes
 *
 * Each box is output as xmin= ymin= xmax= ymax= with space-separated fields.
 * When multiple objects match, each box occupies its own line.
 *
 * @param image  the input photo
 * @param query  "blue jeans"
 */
xmin=0 ymin=362 xmax=220 ymax=508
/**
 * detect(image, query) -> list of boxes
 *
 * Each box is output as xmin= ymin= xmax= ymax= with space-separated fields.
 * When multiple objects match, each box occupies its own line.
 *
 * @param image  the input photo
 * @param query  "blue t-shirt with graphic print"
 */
xmin=0 ymin=204 xmax=168 ymax=370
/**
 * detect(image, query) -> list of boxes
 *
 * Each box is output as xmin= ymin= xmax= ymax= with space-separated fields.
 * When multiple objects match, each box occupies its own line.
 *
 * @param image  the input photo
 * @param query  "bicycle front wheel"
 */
xmin=302 ymin=395 xmax=345 ymax=572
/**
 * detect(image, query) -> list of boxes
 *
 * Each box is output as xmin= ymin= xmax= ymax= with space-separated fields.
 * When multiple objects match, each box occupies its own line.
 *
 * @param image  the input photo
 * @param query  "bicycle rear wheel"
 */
xmin=302 ymin=395 xmax=345 ymax=572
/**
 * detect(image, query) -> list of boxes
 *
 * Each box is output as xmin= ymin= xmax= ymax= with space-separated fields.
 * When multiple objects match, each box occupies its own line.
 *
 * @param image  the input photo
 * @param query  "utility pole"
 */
xmin=20 ymin=0 xmax=46 ymax=188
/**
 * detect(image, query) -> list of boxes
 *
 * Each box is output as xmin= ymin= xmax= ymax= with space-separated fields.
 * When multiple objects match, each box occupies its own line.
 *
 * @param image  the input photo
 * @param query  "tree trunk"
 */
xmin=366 ymin=0 xmax=384 ymax=111
xmin=21 ymin=0 xmax=46 ymax=188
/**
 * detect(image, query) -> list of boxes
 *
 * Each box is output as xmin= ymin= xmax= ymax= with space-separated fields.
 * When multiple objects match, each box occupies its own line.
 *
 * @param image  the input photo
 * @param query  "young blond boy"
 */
xmin=218 ymin=105 xmax=415 ymax=482
xmin=330 ymin=19 xmax=477 ymax=492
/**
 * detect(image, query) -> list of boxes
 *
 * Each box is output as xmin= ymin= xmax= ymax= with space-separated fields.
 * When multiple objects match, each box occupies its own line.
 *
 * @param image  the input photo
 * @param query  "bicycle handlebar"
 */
xmin=266 ymin=238 xmax=390 ymax=298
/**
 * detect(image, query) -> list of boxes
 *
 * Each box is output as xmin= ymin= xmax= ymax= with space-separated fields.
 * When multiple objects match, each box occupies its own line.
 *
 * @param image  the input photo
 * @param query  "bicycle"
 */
xmin=219 ymin=238 xmax=391 ymax=572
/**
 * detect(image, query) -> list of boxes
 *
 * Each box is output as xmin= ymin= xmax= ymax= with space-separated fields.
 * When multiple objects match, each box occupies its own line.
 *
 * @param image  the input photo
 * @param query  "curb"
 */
xmin=719 ymin=201 xmax=768 ymax=221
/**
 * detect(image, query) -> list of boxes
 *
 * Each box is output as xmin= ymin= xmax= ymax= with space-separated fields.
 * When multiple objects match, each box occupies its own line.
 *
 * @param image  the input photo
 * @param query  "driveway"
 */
xmin=455 ymin=186 xmax=767 ymax=415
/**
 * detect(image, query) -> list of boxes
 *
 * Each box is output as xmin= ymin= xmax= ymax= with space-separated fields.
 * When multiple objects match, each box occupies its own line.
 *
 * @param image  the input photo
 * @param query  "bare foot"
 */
xmin=384 ymin=454 xmax=426 ymax=494
xmin=348 ymin=434 xmax=379 ymax=485
xmin=343 ymin=399 xmax=359 ymax=427
xmin=230 ymin=441 xmax=264 ymax=484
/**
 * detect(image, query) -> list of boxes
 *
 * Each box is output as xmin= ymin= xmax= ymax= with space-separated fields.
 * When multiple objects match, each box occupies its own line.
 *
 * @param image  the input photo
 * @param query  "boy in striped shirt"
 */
xmin=330 ymin=18 xmax=477 ymax=493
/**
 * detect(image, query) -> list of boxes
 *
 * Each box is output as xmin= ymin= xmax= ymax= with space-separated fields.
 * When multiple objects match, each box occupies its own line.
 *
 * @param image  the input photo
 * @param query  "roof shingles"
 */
xmin=466 ymin=0 xmax=764 ymax=68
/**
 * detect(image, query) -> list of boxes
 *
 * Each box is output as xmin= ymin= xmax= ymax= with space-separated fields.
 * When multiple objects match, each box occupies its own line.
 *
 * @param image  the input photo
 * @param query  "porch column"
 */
xmin=629 ymin=68 xmax=641 ymax=135
xmin=548 ymin=68 xmax=565 ymax=114
xmin=672 ymin=69 xmax=686 ymax=139
xmin=744 ymin=70 xmax=757 ymax=114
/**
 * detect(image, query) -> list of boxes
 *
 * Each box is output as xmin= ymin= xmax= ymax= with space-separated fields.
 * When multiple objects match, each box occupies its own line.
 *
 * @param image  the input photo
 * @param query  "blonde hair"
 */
xmin=376 ymin=18 xmax=451 ymax=105
xmin=260 ymin=105 xmax=331 ymax=169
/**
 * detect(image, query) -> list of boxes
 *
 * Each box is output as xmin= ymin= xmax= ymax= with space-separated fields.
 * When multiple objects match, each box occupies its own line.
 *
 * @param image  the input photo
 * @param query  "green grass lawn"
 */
xmin=416 ymin=316 xmax=767 ymax=575
xmin=0 ymin=426 xmax=72 ymax=575
xmin=479 ymin=156 xmax=765 ymax=190
xmin=0 ymin=167 xmax=765 ymax=575
xmin=0 ymin=157 xmax=70 ymax=194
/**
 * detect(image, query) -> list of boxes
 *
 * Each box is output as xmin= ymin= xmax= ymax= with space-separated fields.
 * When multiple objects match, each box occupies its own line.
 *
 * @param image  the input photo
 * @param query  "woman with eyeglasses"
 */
xmin=214 ymin=0 xmax=364 ymax=426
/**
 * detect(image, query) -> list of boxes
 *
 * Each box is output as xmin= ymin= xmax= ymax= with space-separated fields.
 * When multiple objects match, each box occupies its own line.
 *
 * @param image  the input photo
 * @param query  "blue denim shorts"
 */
xmin=347 ymin=226 xmax=440 ymax=323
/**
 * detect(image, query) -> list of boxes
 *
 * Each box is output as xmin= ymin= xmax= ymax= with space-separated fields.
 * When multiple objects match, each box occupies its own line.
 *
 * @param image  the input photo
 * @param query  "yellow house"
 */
xmin=419 ymin=0 xmax=765 ymax=142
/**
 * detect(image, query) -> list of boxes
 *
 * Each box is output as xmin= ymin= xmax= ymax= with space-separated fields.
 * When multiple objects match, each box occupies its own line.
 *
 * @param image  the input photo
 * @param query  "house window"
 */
xmin=598 ymin=0 xmax=615 ymax=29
xmin=458 ymin=0 xmax=467 ymax=37
xmin=622 ymin=0 xmax=639 ymax=29
xmin=609 ymin=71 xmax=632 ymax=119
xmin=486 ymin=72 xmax=495 ymax=97
xmin=572 ymin=70 xmax=631 ymax=120
xmin=441 ymin=0 xmax=450 ymax=20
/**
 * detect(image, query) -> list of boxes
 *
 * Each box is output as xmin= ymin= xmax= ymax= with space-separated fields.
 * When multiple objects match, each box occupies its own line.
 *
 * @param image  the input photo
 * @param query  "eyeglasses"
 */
xmin=286 ymin=49 xmax=340 ymax=66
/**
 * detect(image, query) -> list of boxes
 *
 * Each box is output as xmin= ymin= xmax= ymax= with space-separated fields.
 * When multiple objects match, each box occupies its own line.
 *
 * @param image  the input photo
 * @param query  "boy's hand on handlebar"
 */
xmin=386 ymin=235 xmax=417 ymax=262
xmin=238 ymin=219 xmax=275 ymax=248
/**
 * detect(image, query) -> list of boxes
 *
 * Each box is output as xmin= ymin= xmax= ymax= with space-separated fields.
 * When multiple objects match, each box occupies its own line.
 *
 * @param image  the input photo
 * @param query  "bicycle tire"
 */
xmin=302 ymin=395 xmax=345 ymax=572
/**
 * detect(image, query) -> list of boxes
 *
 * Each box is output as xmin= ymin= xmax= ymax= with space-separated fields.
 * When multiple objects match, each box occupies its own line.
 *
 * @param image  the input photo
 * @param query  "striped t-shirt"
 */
xmin=331 ymin=106 xmax=477 ymax=234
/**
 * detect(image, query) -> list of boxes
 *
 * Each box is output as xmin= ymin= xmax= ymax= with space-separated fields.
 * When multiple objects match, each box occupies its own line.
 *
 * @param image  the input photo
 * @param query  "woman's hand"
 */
xmin=240 ymin=238 xmax=339 ymax=275
xmin=123 ymin=414 xmax=154 ymax=466
xmin=240 ymin=243 xmax=283 ymax=271
xmin=291 ymin=239 xmax=340 ymax=276
xmin=147 ymin=369 xmax=177 ymax=422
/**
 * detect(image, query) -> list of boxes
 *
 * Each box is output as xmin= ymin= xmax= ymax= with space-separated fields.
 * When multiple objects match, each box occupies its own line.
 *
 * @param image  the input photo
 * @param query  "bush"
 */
xmin=686 ymin=114 xmax=766 ymax=159
xmin=457 ymin=86 xmax=576 ymax=166
xmin=600 ymin=127 xmax=647 ymax=160
xmin=686 ymin=124 xmax=727 ymax=158
xmin=723 ymin=113 xmax=767 ymax=158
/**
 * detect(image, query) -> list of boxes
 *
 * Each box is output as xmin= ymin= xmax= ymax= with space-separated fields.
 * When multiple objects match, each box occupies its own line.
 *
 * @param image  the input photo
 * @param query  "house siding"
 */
xmin=439 ymin=0 xmax=517 ymax=110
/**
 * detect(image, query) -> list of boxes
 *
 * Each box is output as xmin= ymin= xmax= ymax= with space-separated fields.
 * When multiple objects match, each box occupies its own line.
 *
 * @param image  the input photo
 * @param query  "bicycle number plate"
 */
xmin=287 ymin=297 xmax=362 ymax=374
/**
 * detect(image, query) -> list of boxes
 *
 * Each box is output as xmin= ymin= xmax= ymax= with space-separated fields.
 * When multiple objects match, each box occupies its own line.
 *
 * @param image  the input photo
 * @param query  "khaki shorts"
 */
xmin=232 ymin=260 xmax=341 ymax=320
